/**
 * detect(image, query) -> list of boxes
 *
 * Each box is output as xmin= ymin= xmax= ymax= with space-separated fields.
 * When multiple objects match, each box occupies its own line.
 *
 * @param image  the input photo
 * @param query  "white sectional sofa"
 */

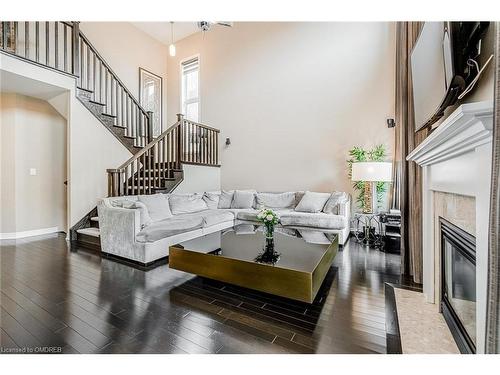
xmin=98 ymin=190 xmax=351 ymax=265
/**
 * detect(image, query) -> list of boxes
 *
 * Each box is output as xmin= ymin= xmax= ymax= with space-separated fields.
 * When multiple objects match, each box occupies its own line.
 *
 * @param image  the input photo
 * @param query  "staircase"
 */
xmin=1 ymin=21 xmax=220 ymax=250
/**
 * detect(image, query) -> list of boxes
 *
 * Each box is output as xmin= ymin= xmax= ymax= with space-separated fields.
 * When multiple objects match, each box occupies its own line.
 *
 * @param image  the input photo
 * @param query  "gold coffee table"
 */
xmin=169 ymin=225 xmax=338 ymax=303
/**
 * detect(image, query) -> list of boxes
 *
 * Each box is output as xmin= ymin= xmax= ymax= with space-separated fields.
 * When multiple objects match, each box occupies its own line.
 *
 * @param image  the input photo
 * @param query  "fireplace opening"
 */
xmin=440 ymin=217 xmax=476 ymax=353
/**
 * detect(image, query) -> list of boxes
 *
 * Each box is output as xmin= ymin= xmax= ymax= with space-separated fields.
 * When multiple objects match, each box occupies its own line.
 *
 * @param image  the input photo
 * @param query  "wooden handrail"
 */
xmin=107 ymin=116 xmax=221 ymax=197
xmin=183 ymin=119 xmax=221 ymax=133
xmin=112 ymin=121 xmax=181 ymax=172
xmin=77 ymin=30 xmax=150 ymax=118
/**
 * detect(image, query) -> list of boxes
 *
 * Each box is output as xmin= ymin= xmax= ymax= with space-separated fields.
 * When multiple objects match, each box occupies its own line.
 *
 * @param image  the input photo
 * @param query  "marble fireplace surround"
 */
xmin=407 ymin=101 xmax=493 ymax=353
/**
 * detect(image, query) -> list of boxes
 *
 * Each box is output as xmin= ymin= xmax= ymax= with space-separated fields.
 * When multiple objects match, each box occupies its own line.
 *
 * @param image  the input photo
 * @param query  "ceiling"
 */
xmin=0 ymin=70 xmax=67 ymax=100
xmin=132 ymin=22 xmax=200 ymax=45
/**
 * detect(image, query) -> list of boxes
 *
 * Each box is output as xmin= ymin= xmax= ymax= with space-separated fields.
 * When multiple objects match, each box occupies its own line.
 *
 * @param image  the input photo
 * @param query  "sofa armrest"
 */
xmin=338 ymin=195 xmax=351 ymax=219
xmin=97 ymin=202 xmax=142 ymax=244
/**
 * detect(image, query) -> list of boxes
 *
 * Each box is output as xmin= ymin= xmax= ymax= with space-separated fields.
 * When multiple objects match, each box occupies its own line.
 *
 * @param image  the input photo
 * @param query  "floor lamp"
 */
xmin=351 ymin=162 xmax=393 ymax=214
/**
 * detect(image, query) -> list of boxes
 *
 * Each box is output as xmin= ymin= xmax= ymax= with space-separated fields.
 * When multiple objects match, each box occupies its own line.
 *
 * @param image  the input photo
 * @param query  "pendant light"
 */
xmin=169 ymin=22 xmax=176 ymax=57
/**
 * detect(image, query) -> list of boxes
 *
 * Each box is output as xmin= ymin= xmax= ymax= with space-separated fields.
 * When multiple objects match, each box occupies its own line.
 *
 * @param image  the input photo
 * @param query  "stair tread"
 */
xmin=123 ymin=135 xmax=136 ymax=139
xmin=90 ymin=216 xmax=99 ymax=222
xmin=127 ymin=187 xmax=161 ymax=191
xmin=102 ymin=112 xmax=117 ymax=118
xmin=134 ymin=177 xmax=176 ymax=181
xmin=88 ymin=99 xmax=105 ymax=106
xmin=76 ymin=86 xmax=94 ymax=93
xmin=77 ymin=227 xmax=100 ymax=237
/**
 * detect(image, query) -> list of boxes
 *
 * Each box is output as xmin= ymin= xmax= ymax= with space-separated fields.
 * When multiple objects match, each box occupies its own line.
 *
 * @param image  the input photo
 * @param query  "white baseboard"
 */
xmin=0 ymin=227 xmax=60 ymax=240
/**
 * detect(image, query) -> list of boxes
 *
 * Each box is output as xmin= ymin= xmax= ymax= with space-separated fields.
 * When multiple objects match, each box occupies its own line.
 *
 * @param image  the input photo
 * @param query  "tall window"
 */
xmin=181 ymin=57 xmax=200 ymax=122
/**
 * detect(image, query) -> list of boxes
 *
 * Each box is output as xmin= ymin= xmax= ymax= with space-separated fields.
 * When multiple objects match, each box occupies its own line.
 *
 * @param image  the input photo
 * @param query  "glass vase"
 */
xmin=265 ymin=224 xmax=274 ymax=239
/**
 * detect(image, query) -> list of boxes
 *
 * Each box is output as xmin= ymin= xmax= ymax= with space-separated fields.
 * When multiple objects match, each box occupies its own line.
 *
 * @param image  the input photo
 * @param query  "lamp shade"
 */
xmin=351 ymin=162 xmax=392 ymax=182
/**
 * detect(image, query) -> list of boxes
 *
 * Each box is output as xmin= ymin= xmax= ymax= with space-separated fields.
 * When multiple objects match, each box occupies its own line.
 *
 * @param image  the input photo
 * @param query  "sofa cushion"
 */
xmin=231 ymin=190 xmax=256 ymax=209
xmin=136 ymin=216 xmax=204 ymax=243
xmin=175 ymin=209 xmax=234 ymax=227
xmin=203 ymin=191 xmax=221 ymax=209
xmin=294 ymin=191 xmax=331 ymax=213
xmin=185 ymin=210 xmax=235 ymax=227
xmin=169 ymin=193 xmax=208 ymax=215
xmin=218 ymin=190 xmax=234 ymax=209
xmin=236 ymin=209 xmax=260 ymax=222
xmin=202 ymin=210 xmax=234 ymax=226
xmin=236 ymin=208 xmax=292 ymax=222
xmin=138 ymin=194 xmax=172 ymax=222
xmin=256 ymin=192 xmax=295 ymax=209
xmin=323 ymin=192 xmax=349 ymax=215
xmin=280 ymin=212 xmax=347 ymax=229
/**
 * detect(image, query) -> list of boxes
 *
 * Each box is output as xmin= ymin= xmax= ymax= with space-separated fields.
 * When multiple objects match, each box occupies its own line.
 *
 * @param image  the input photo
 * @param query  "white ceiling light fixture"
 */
xmin=169 ymin=22 xmax=176 ymax=57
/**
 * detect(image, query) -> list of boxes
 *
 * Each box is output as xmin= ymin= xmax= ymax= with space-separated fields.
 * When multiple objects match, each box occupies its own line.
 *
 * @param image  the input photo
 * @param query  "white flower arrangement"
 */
xmin=257 ymin=208 xmax=280 ymax=226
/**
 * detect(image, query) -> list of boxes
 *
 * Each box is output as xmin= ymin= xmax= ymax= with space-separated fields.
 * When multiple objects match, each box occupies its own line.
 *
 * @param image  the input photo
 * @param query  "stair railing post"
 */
xmin=176 ymin=113 xmax=184 ymax=167
xmin=146 ymin=111 xmax=154 ymax=143
xmin=2 ymin=22 xmax=10 ymax=51
xmin=71 ymin=21 xmax=80 ymax=77
xmin=106 ymin=169 xmax=121 ymax=197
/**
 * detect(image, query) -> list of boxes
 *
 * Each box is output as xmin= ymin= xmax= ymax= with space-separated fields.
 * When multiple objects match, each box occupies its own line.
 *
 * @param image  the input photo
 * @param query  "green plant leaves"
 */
xmin=347 ymin=144 xmax=389 ymax=210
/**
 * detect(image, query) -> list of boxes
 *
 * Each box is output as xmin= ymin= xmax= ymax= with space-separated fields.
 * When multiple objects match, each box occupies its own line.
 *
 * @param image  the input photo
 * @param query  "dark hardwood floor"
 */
xmin=0 ymin=233 xmax=403 ymax=354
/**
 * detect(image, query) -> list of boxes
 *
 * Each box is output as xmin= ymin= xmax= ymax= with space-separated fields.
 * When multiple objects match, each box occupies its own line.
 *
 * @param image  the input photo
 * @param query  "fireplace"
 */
xmin=440 ymin=217 xmax=476 ymax=353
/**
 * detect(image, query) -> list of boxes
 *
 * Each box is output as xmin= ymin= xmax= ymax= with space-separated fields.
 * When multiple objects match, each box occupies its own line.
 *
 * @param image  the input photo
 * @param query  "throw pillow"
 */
xmin=294 ymin=191 xmax=331 ymax=213
xmin=203 ymin=191 xmax=221 ymax=209
xmin=169 ymin=193 xmax=208 ymax=215
xmin=231 ymin=190 xmax=256 ymax=209
xmin=295 ymin=191 xmax=305 ymax=207
xmin=256 ymin=192 xmax=296 ymax=209
xmin=138 ymin=194 xmax=172 ymax=222
xmin=323 ymin=192 xmax=349 ymax=215
xmin=218 ymin=190 xmax=234 ymax=209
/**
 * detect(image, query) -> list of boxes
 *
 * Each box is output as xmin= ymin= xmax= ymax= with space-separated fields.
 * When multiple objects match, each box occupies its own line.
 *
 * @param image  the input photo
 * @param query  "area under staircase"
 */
xmin=0 ymin=21 xmax=221 ymax=250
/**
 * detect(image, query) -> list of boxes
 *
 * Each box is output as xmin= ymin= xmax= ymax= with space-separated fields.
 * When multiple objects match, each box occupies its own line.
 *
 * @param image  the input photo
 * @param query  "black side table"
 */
xmin=379 ymin=212 xmax=402 ymax=253
xmin=352 ymin=212 xmax=383 ymax=248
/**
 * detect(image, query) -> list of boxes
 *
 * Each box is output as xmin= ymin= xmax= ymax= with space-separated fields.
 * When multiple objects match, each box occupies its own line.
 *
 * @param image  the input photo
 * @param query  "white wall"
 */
xmin=0 ymin=93 xmax=67 ymax=237
xmin=80 ymin=22 xmax=169 ymax=131
xmin=0 ymin=93 xmax=17 ymax=233
xmin=174 ymin=164 xmax=221 ymax=194
xmin=68 ymin=98 xmax=131 ymax=224
xmin=1 ymin=53 xmax=131 ymax=230
xmin=167 ymin=22 xmax=396 ymax=203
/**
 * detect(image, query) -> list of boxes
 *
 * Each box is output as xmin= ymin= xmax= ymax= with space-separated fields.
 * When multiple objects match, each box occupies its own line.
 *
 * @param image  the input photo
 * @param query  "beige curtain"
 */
xmin=486 ymin=22 xmax=500 ymax=354
xmin=392 ymin=22 xmax=427 ymax=284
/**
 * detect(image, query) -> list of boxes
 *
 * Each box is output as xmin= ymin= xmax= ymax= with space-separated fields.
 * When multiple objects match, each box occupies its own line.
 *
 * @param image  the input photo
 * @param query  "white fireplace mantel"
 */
xmin=407 ymin=101 xmax=493 ymax=166
xmin=407 ymin=100 xmax=493 ymax=353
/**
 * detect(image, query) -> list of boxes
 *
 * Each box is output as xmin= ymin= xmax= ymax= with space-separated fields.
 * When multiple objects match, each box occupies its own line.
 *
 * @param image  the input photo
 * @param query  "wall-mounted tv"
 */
xmin=411 ymin=22 xmax=489 ymax=131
